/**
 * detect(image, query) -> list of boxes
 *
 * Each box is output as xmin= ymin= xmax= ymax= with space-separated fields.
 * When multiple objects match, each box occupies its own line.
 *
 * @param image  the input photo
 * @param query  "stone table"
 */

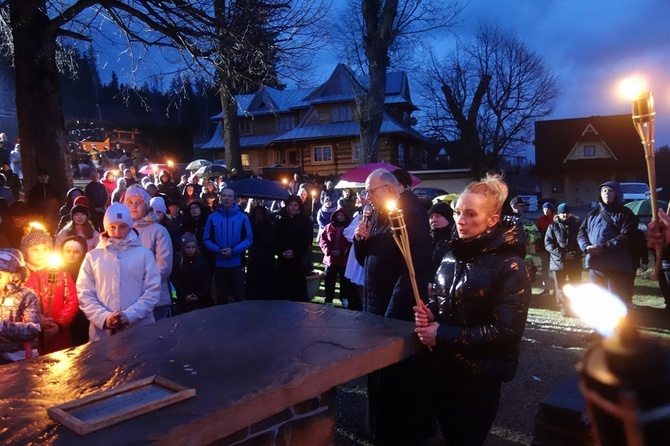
xmin=0 ymin=301 xmax=423 ymax=445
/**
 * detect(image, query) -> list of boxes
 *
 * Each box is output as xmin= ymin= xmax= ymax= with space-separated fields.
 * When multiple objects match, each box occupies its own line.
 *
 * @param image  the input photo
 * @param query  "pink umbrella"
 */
xmin=137 ymin=164 xmax=171 ymax=175
xmin=341 ymin=162 xmax=421 ymax=187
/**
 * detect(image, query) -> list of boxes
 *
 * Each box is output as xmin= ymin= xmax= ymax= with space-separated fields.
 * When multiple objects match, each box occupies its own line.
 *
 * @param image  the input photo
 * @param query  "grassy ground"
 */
xmin=311 ymin=246 xmax=670 ymax=445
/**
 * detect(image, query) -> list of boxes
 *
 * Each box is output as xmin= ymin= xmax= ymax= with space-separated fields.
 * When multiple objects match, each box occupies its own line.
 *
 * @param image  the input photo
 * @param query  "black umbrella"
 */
xmin=229 ymin=178 xmax=290 ymax=200
xmin=195 ymin=164 xmax=230 ymax=178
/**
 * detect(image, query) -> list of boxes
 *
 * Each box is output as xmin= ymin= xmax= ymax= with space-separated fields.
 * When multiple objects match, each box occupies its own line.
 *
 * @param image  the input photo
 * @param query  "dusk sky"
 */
xmin=98 ymin=0 xmax=670 ymax=155
xmin=457 ymin=0 xmax=670 ymax=150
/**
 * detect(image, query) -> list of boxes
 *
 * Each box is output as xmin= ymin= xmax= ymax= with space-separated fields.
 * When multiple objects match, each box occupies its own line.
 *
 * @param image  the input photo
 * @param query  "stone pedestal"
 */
xmin=0 ymin=301 xmax=423 ymax=445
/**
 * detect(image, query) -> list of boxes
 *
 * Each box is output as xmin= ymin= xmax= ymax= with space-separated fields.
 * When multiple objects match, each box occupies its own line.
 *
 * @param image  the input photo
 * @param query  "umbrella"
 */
xmin=335 ymin=180 xmax=365 ymax=189
xmin=195 ymin=164 xmax=230 ymax=178
xmin=434 ymin=193 xmax=461 ymax=206
xmin=624 ymin=199 xmax=669 ymax=216
xmin=185 ymin=159 xmax=212 ymax=171
xmin=341 ymin=162 xmax=421 ymax=187
xmin=229 ymin=178 xmax=290 ymax=200
xmin=138 ymin=164 xmax=171 ymax=175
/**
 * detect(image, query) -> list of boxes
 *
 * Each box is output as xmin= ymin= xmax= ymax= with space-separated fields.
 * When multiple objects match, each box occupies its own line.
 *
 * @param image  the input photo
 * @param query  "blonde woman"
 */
xmin=414 ymin=174 xmax=530 ymax=446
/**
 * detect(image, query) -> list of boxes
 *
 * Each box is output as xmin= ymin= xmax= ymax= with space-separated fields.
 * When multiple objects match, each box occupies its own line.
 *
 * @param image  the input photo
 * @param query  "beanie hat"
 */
xmin=21 ymin=230 xmax=54 ymax=257
xmin=428 ymin=202 xmax=455 ymax=225
xmin=141 ymin=177 xmax=152 ymax=187
xmin=124 ymin=185 xmax=151 ymax=205
xmin=70 ymin=204 xmax=90 ymax=219
xmin=0 ymin=248 xmax=26 ymax=273
xmin=7 ymin=200 xmax=31 ymax=217
xmin=285 ymin=195 xmax=303 ymax=210
xmin=60 ymin=235 xmax=88 ymax=256
xmin=181 ymin=232 xmax=198 ymax=246
xmin=103 ymin=202 xmax=133 ymax=230
xmin=72 ymin=195 xmax=90 ymax=208
xmin=557 ymin=203 xmax=570 ymax=214
xmin=542 ymin=202 xmax=555 ymax=211
xmin=150 ymin=196 xmax=167 ymax=214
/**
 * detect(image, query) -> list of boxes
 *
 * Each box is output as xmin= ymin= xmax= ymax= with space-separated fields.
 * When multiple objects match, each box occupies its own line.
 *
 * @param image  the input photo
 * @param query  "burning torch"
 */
xmin=565 ymin=283 xmax=670 ymax=445
xmin=621 ymin=79 xmax=661 ymax=278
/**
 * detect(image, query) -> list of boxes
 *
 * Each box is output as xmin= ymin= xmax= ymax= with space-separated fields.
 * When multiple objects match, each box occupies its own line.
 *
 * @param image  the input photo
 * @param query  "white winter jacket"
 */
xmin=133 ymin=210 xmax=174 ymax=308
xmin=77 ymin=231 xmax=161 ymax=342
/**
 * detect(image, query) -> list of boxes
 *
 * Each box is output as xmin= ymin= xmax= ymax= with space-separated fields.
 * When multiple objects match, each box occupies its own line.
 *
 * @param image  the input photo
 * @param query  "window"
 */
xmin=277 ymin=116 xmax=295 ymax=132
xmin=331 ymin=106 xmax=352 ymax=122
xmin=239 ymin=119 xmax=252 ymax=136
xmin=313 ymin=145 xmax=332 ymax=163
xmin=287 ymin=150 xmax=299 ymax=166
xmin=583 ymin=145 xmax=596 ymax=157
xmin=352 ymin=143 xmax=361 ymax=162
xmin=241 ymin=153 xmax=250 ymax=167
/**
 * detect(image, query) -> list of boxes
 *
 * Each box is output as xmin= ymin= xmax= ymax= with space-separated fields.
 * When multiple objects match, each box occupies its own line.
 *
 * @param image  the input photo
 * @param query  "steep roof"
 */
xmin=272 ymin=111 xmax=425 ymax=143
xmin=534 ymin=114 xmax=646 ymax=174
xmin=210 ymin=64 xmax=417 ymax=120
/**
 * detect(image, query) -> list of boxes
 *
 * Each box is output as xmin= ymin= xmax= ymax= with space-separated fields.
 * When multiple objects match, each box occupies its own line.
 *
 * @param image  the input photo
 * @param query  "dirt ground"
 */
xmin=332 ymin=274 xmax=670 ymax=446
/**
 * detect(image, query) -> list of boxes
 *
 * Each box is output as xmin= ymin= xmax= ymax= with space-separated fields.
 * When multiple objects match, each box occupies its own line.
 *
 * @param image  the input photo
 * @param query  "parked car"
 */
xmin=412 ymin=187 xmax=448 ymax=209
xmin=619 ymin=182 xmax=651 ymax=203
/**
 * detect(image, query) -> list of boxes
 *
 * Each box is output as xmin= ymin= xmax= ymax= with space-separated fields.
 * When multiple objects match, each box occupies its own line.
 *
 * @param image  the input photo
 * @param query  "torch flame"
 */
xmin=282 ymin=178 xmax=288 ymax=185
xmin=47 ymin=253 xmax=63 ymax=270
xmin=311 ymin=190 xmax=316 ymax=197
xmin=167 ymin=160 xmax=174 ymax=168
xmin=619 ymin=77 xmax=647 ymax=101
xmin=28 ymin=222 xmax=46 ymax=232
xmin=564 ymin=283 xmax=628 ymax=337
xmin=386 ymin=200 xmax=397 ymax=212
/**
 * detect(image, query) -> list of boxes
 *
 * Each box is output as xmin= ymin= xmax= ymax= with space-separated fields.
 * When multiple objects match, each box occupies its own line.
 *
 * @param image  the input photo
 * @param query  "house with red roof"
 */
xmin=534 ymin=114 xmax=647 ymax=206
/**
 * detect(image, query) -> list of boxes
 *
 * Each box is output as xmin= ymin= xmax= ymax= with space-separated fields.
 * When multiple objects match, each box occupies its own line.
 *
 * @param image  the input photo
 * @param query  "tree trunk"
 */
xmin=220 ymin=86 xmax=243 ymax=177
xmin=358 ymin=0 xmax=397 ymax=165
xmin=441 ymin=74 xmax=491 ymax=179
xmin=10 ymin=0 xmax=71 ymax=198
xmin=359 ymin=62 xmax=387 ymax=164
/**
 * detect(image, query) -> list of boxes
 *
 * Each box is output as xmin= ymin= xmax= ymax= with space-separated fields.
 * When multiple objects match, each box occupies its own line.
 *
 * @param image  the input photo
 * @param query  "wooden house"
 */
xmin=201 ymin=64 xmax=426 ymax=178
xmin=534 ymin=114 xmax=647 ymax=206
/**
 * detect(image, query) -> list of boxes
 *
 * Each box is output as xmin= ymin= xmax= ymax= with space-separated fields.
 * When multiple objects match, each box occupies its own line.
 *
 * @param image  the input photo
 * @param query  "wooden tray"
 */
xmin=47 ymin=375 xmax=196 ymax=435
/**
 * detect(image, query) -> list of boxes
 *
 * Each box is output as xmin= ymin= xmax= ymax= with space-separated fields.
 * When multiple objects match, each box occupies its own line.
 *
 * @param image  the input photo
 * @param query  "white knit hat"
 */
xmin=150 ymin=196 xmax=167 ymax=214
xmin=104 ymin=202 xmax=133 ymax=230
xmin=124 ymin=185 xmax=151 ymax=205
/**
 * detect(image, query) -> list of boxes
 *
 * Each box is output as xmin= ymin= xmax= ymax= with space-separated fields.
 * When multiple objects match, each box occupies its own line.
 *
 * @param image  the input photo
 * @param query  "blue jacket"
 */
xmin=203 ymin=204 xmax=253 ymax=268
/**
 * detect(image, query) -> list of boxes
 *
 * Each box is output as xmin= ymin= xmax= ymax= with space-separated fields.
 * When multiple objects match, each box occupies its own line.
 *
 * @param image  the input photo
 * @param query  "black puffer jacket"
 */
xmin=431 ymin=221 xmax=530 ymax=382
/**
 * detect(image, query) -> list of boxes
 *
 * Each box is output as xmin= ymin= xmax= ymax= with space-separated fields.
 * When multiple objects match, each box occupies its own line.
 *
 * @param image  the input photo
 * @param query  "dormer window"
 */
xmin=332 ymin=106 xmax=352 ymax=122
xmin=239 ymin=119 xmax=253 ymax=136
xmin=277 ymin=116 xmax=295 ymax=132
xmin=583 ymin=145 xmax=596 ymax=157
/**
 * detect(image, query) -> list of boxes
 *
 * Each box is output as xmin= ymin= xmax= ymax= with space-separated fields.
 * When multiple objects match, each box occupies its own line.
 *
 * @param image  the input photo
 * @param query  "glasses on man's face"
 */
xmin=365 ymin=184 xmax=388 ymax=197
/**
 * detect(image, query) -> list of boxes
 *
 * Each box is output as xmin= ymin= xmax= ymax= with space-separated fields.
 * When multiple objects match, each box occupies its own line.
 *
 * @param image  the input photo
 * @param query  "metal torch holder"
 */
xmin=387 ymin=208 xmax=422 ymax=309
xmin=577 ymin=332 xmax=670 ymax=445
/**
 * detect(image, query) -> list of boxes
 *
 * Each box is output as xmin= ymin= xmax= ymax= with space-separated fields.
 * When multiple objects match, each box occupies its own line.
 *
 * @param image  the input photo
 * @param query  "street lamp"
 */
xmin=566 ymin=283 xmax=670 ymax=445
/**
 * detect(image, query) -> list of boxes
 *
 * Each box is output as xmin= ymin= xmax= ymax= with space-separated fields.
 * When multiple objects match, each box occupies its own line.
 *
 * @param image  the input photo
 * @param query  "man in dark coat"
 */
xmin=545 ymin=202 xmax=582 ymax=315
xmin=26 ymin=169 xmax=61 ymax=233
xmin=157 ymin=170 xmax=181 ymax=205
xmin=1 ymin=162 xmax=21 ymax=201
xmin=578 ymin=181 xmax=638 ymax=304
xmin=84 ymin=171 xmax=108 ymax=231
xmin=354 ymin=168 xmax=434 ymax=445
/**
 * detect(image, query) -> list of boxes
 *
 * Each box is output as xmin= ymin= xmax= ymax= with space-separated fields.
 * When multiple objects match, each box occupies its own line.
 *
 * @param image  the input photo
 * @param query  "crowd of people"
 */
xmin=0 ymin=157 xmax=663 ymax=445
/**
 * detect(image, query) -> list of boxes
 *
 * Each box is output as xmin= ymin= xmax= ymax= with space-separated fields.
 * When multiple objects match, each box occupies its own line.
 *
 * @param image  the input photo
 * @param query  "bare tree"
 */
xmin=420 ymin=24 xmax=561 ymax=178
xmin=0 ymin=0 xmax=326 ymax=193
xmin=333 ymin=0 xmax=463 ymax=163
